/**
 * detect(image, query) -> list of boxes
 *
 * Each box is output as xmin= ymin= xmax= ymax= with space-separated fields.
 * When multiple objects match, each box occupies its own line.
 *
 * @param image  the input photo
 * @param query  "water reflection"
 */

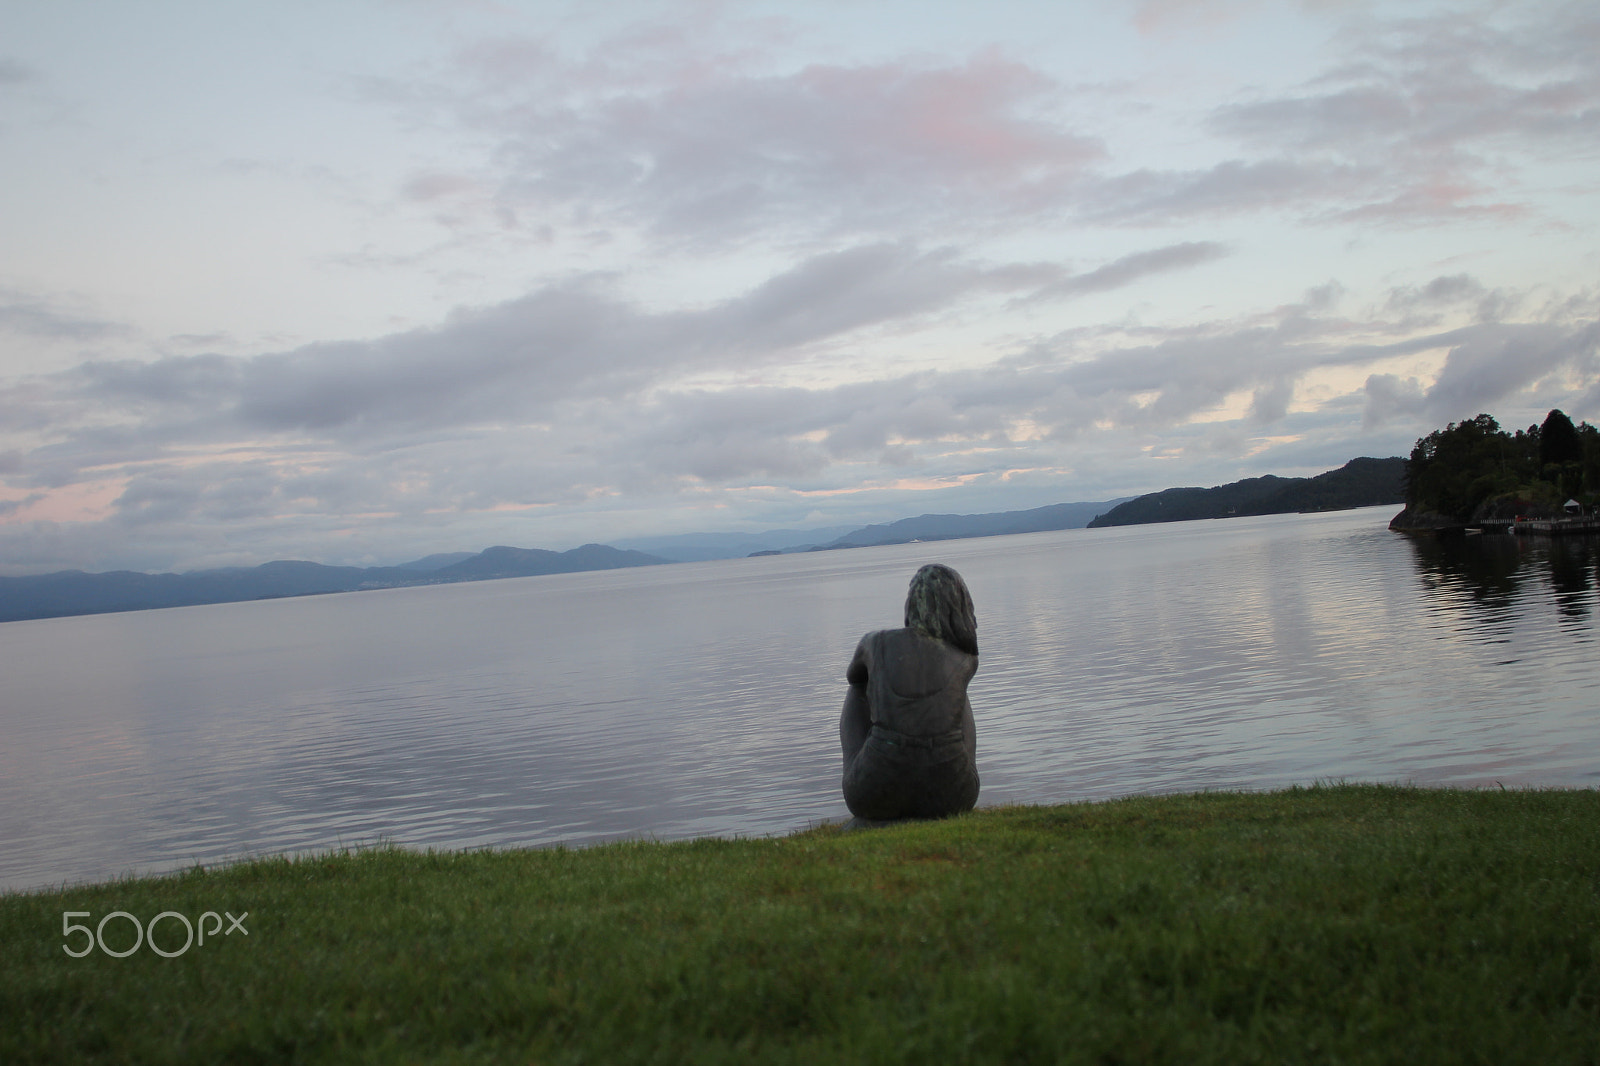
xmin=1549 ymin=539 xmax=1600 ymax=624
xmin=1405 ymin=532 xmax=1600 ymax=630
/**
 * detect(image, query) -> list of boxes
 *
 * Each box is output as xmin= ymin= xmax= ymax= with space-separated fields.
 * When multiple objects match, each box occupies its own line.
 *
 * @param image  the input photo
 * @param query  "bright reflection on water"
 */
xmin=3 ymin=506 xmax=1598 ymax=892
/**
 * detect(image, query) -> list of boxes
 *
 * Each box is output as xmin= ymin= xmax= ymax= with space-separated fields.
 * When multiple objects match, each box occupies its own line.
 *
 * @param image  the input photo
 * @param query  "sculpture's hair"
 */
xmin=903 ymin=563 xmax=978 ymax=656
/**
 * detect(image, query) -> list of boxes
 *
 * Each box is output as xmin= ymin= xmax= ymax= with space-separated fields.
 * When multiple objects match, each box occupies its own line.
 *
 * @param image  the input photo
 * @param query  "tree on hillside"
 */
xmin=1540 ymin=409 xmax=1582 ymax=467
xmin=1404 ymin=414 xmax=1521 ymax=519
xmin=1582 ymin=422 xmax=1600 ymax=496
xmin=1399 ymin=409 xmax=1598 ymax=526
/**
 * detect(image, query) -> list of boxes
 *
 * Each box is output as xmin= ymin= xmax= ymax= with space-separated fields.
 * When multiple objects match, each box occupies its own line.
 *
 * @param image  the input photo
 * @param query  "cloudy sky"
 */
xmin=1 ymin=0 xmax=1596 ymax=574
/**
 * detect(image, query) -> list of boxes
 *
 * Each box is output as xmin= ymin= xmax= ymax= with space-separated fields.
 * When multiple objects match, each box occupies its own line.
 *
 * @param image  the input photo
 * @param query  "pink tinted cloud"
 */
xmin=790 ymin=50 xmax=1099 ymax=183
xmin=0 ymin=480 xmax=123 ymax=525
xmin=446 ymin=46 xmax=1101 ymax=239
xmin=1333 ymin=177 xmax=1529 ymax=226
xmin=1133 ymin=0 xmax=1258 ymax=35
xmin=402 ymin=172 xmax=480 ymax=202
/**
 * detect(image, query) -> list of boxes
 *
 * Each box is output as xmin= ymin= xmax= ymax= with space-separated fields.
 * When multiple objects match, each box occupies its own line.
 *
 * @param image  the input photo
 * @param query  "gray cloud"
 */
xmin=0 ymin=58 xmax=35 ymax=86
xmin=1084 ymin=160 xmax=1367 ymax=223
xmin=1422 ymin=320 xmax=1600 ymax=421
xmin=4 ymin=287 xmax=1594 ymax=574
xmin=0 ymin=289 xmax=124 ymax=341
xmin=1359 ymin=318 xmax=1600 ymax=430
xmin=8 ymin=257 xmax=1594 ymax=513
xmin=371 ymin=5 xmax=1596 ymax=248
xmin=1385 ymin=274 xmax=1487 ymax=311
xmin=0 ymin=492 xmax=42 ymax=518
xmin=706 ymin=243 xmax=1053 ymax=349
xmin=1208 ymin=4 xmax=1600 ymax=225
xmin=1361 ymin=372 xmax=1427 ymax=428
xmin=415 ymin=48 xmax=1102 ymax=244
xmin=49 ymin=239 xmax=1214 ymax=453
xmin=1248 ymin=378 xmax=1295 ymax=425
xmin=604 ymin=297 xmax=1599 ymax=499
xmin=1029 ymin=242 xmax=1229 ymax=301
xmin=1218 ymin=9 xmax=1600 ymax=153
xmin=54 ymin=244 xmax=1005 ymax=441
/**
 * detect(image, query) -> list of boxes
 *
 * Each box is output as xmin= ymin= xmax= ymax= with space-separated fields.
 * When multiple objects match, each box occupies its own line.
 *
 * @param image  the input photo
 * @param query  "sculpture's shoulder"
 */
xmin=878 ymin=628 xmax=977 ymax=682
xmin=847 ymin=628 xmax=891 ymax=683
xmin=853 ymin=628 xmax=899 ymax=660
xmin=873 ymin=626 xmax=924 ymax=648
xmin=887 ymin=626 xmax=973 ymax=657
xmin=851 ymin=624 xmax=889 ymax=656
xmin=924 ymin=632 xmax=979 ymax=683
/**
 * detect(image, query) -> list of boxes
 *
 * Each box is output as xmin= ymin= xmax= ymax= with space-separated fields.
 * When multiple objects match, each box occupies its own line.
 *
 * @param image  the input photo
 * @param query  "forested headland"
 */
xmin=1390 ymin=409 xmax=1600 ymax=532
xmin=1087 ymin=457 xmax=1405 ymax=528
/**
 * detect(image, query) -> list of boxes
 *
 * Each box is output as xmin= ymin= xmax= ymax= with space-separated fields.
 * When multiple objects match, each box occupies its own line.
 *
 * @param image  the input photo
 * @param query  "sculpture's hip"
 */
xmin=842 ymin=726 xmax=979 ymax=821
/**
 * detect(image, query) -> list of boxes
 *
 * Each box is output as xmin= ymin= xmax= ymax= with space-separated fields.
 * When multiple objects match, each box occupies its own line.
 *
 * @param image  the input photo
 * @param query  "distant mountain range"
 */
xmin=809 ymin=499 xmax=1127 ymax=551
xmin=1086 ymin=457 xmax=1406 ymax=528
xmin=0 ymin=457 xmax=1406 ymax=623
xmin=0 ymin=543 xmax=665 ymax=624
xmin=608 ymin=526 xmax=858 ymax=562
xmin=792 ymin=458 xmax=1403 ymax=549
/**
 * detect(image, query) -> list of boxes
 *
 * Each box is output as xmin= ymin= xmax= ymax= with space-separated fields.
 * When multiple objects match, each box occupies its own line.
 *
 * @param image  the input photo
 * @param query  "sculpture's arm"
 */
xmin=840 ymin=638 xmax=872 ymax=768
xmin=840 ymin=686 xmax=871 ymax=769
xmin=845 ymin=639 xmax=869 ymax=687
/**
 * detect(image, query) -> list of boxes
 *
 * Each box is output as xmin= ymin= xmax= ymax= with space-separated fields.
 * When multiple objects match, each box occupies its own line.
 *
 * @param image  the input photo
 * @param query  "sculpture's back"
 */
xmin=839 ymin=564 xmax=980 ymax=821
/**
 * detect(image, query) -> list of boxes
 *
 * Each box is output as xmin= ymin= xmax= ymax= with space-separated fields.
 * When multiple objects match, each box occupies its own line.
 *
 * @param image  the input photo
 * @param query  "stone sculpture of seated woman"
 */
xmin=839 ymin=563 xmax=980 ymax=821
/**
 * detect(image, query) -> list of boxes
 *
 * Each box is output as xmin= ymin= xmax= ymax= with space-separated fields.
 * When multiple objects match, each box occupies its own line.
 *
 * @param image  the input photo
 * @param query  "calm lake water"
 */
xmin=4 ymin=506 xmax=1599 ymax=893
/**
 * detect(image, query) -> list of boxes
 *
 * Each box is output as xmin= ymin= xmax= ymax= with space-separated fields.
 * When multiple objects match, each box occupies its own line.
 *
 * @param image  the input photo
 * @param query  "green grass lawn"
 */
xmin=3 ymin=784 xmax=1598 ymax=1063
